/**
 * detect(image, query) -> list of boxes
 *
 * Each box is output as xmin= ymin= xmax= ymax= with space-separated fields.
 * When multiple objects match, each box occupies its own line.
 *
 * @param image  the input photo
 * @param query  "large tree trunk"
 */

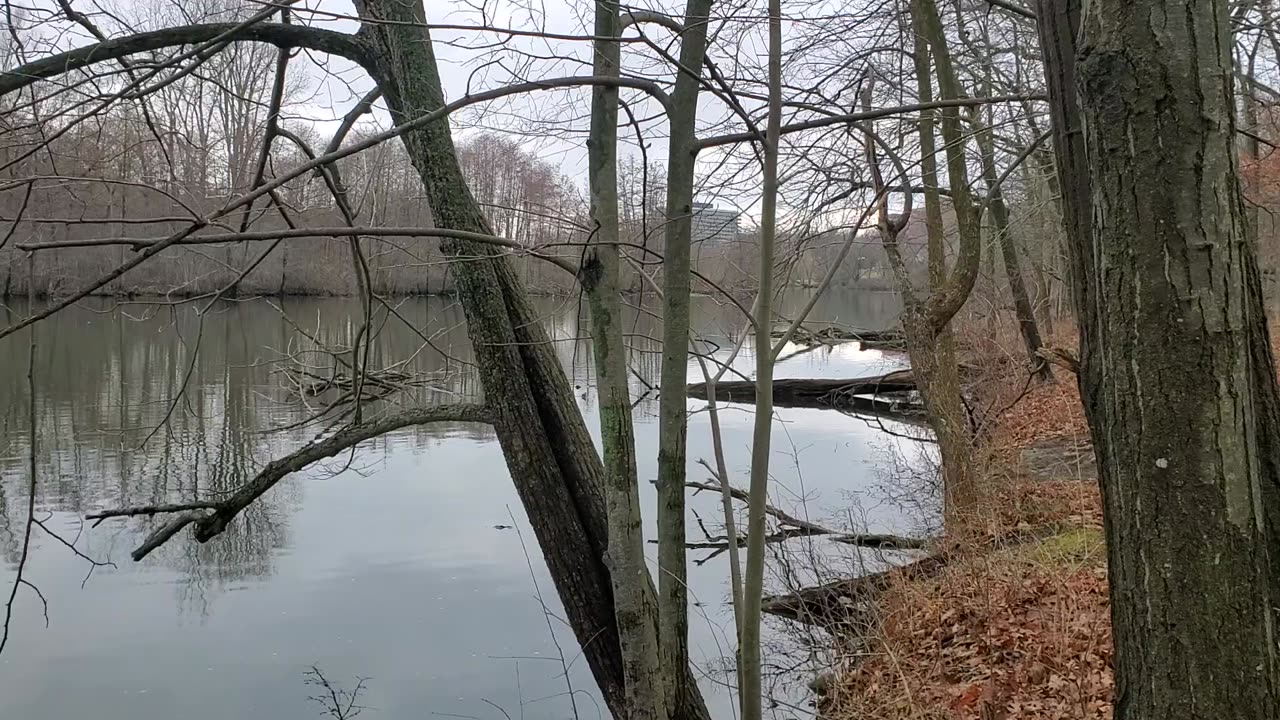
xmin=1040 ymin=0 xmax=1280 ymax=715
xmin=352 ymin=3 xmax=710 ymax=719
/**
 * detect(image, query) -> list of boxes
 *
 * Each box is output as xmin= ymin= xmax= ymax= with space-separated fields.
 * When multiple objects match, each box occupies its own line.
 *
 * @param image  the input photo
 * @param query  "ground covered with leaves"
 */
xmin=825 ymin=374 xmax=1113 ymax=720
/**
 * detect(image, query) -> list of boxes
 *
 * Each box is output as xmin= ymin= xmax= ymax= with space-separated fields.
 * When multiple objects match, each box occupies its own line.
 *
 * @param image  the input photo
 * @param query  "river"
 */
xmin=0 ymin=289 xmax=931 ymax=719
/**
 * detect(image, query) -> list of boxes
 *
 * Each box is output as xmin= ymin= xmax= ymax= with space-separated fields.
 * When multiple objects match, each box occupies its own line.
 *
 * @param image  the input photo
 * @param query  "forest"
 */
xmin=1 ymin=0 xmax=1279 ymax=719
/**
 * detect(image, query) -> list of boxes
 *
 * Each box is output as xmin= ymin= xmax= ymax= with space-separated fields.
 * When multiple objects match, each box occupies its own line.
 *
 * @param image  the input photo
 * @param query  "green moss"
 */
xmin=1027 ymin=527 xmax=1105 ymax=564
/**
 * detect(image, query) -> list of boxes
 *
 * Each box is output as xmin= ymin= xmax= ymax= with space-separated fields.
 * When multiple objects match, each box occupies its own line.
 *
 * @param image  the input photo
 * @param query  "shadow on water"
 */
xmin=0 ymin=289 xmax=923 ymax=720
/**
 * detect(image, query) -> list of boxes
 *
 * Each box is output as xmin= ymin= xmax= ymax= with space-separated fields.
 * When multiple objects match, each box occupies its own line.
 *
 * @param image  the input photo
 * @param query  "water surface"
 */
xmin=0 ymin=290 xmax=929 ymax=719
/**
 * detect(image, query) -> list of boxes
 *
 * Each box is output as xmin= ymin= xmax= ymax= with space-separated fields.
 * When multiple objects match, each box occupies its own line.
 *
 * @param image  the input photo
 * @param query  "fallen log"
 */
xmin=688 ymin=369 xmax=918 ymax=406
xmin=774 ymin=324 xmax=905 ymax=350
xmin=761 ymin=524 xmax=1068 ymax=626
xmin=760 ymin=554 xmax=947 ymax=626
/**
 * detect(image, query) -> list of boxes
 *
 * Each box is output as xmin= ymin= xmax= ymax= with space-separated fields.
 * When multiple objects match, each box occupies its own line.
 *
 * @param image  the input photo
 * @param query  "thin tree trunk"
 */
xmin=739 ymin=0 xmax=781 ymax=715
xmin=585 ymin=3 xmax=665 ymax=719
xmin=976 ymin=127 xmax=1051 ymax=382
xmin=654 ymin=1 xmax=715 ymax=711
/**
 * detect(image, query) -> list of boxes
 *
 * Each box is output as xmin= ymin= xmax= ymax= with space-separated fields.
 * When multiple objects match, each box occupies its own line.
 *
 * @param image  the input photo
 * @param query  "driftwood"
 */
xmin=761 ymin=524 xmax=1067 ymax=626
xmin=776 ymin=325 xmax=905 ymax=350
xmin=688 ymin=369 xmax=920 ymax=408
xmin=676 ymin=479 xmax=929 ymax=563
xmin=760 ymin=554 xmax=949 ymax=626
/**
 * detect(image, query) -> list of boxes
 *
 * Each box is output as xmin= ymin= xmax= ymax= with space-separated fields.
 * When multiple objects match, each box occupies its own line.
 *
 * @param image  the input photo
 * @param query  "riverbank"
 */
xmin=822 ymin=359 xmax=1112 ymax=719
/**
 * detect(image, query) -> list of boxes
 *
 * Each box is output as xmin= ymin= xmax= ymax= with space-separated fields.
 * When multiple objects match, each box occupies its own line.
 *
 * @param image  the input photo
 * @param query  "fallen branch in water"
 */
xmin=87 ymin=403 xmax=492 ymax=560
xmin=87 ymin=501 xmax=221 ymax=524
xmin=761 ymin=524 xmax=1068 ymax=626
xmin=661 ymin=478 xmax=930 ymax=565
xmin=774 ymin=324 xmax=905 ymax=350
xmin=688 ymin=369 xmax=919 ymax=405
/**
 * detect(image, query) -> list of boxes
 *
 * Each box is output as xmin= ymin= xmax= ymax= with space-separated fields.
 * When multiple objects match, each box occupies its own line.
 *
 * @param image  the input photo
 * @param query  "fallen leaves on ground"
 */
xmin=987 ymin=377 xmax=1089 ymax=455
xmin=825 ymin=496 xmax=1112 ymax=720
xmin=825 ymin=339 xmax=1111 ymax=720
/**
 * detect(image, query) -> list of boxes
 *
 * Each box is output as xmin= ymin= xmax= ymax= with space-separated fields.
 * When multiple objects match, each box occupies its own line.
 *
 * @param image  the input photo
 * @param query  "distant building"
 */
xmin=690 ymin=202 xmax=740 ymax=245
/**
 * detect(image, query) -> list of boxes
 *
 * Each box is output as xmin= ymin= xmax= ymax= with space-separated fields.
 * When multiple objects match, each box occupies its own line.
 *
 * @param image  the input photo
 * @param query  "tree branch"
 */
xmin=89 ymin=404 xmax=492 ymax=560
xmin=17 ymin=226 xmax=580 ymax=274
xmin=0 ymin=22 xmax=372 ymax=97
xmin=697 ymin=95 xmax=1045 ymax=149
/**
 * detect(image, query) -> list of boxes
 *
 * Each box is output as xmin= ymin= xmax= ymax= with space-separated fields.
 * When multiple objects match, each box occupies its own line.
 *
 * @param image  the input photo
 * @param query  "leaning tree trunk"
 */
xmin=1038 ymin=0 xmax=1280 ymax=715
xmin=353 ymin=3 xmax=710 ymax=719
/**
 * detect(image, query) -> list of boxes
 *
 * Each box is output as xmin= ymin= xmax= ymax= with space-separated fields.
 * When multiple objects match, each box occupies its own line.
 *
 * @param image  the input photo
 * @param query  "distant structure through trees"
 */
xmin=690 ymin=202 xmax=740 ymax=246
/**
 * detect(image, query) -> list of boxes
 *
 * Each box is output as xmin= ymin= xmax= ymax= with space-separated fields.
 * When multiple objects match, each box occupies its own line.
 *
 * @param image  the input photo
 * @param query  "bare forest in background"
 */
xmin=0 ymin=3 xmax=1077 ymax=302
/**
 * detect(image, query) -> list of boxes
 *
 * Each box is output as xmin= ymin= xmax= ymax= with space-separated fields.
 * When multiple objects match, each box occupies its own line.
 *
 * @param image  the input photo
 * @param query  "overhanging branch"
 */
xmin=697 ymin=95 xmax=1046 ymax=149
xmin=87 ymin=403 xmax=492 ymax=561
xmin=0 ymin=22 xmax=373 ymax=97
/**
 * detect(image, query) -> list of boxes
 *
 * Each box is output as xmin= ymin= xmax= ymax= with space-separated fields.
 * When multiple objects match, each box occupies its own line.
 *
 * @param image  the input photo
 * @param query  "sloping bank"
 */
xmin=779 ymin=368 xmax=1112 ymax=719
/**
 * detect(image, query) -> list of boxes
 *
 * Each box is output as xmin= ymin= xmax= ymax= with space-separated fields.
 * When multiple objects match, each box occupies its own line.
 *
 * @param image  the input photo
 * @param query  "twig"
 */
xmin=506 ymin=506 xmax=580 ymax=720
xmin=1 ymin=342 xmax=39 ymax=656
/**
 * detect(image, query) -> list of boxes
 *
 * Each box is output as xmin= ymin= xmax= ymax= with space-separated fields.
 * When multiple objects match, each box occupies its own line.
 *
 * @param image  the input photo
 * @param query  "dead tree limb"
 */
xmin=1035 ymin=347 xmax=1081 ymax=375
xmin=677 ymin=480 xmax=930 ymax=558
xmin=88 ymin=404 xmax=491 ymax=560
xmin=687 ymin=370 xmax=919 ymax=406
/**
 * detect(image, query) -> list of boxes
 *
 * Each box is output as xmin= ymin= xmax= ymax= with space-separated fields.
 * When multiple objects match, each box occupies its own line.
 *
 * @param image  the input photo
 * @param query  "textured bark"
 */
xmin=585 ymin=3 xmax=665 ymax=719
xmin=1037 ymin=0 xmax=1280 ymax=715
xmin=352 ymin=3 xmax=709 ymax=719
xmin=1034 ymin=0 xmax=1093 ymax=338
xmin=653 ymin=1 xmax=715 ymax=712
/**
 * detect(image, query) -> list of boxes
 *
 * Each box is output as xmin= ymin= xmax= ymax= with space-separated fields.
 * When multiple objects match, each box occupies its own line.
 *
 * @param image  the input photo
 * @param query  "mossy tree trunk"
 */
xmin=654 ymin=3 xmax=716 ymax=712
xmin=585 ymin=3 xmax=665 ymax=719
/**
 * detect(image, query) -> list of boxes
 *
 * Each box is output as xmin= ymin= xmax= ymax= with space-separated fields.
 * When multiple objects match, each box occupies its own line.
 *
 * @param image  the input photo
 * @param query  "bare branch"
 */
xmin=89 ymin=404 xmax=492 ymax=560
xmin=697 ymin=95 xmax=1045 ymax=149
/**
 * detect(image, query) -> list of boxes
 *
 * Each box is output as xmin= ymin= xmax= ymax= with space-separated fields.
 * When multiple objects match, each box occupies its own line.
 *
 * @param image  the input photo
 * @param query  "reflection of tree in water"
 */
xmin=166 ymin=499 xmax=291 ymax=619
xmin=0 ymin=291 xmax=901 ymax=615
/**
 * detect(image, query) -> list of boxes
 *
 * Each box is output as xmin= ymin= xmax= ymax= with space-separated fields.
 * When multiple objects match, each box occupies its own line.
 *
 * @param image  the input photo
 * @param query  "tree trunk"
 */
xmin=874 ymin=0 xmax=979 ymax=531
xmin=1040 ymin=0 xmax=1280 ymax=715
xmin=585 ymin=3 xmax=665 ymax=719
xmin=976 ymin=127 xmax=1051 ymax=382
xmin=353 ymin=3 xmax=710 ymax=719
xmin=654 ymin=3 xmax=716 ymax=711
xmin=739 ymin=1 xmax=783 ymax=715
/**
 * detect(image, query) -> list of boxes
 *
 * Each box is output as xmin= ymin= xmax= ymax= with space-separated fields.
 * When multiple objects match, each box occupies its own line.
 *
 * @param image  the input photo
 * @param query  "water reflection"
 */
xmin=0 ymin=290 xmax=913 ymax=720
